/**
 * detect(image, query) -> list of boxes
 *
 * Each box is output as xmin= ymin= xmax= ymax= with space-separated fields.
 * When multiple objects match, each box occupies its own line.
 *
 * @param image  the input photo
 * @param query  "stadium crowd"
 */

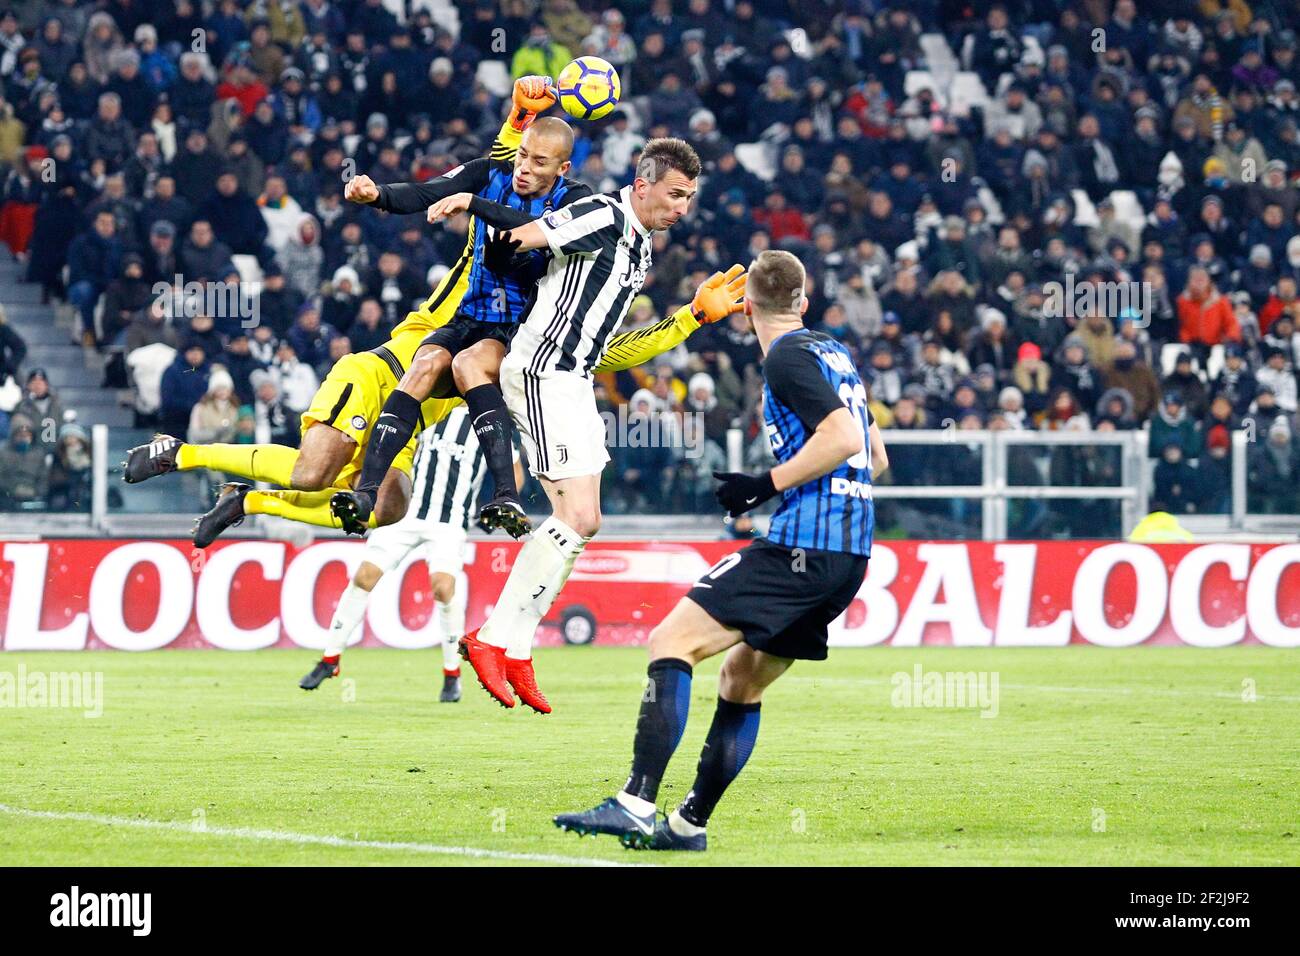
xmin=0 ymin=0 xmax=1299 ymax=524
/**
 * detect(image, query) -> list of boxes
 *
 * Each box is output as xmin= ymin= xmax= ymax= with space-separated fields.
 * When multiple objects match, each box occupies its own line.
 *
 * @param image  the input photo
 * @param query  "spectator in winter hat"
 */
xmin=187 ymin=366 xmax=240 ymax=447
xmin=1257 ymin=347 xmax=1298 ymax=413
xmin=1104 ymin=339 xmax=1162 ymax=421
xmin=997 ymin=386 xmax=1027 ymax=429
xmin=0 ymin=414 xmax=49 ymax=509
xmin=1095 ymin=387 xmax=1138 ymax=430
xmin=1163 ymin=350 xmax=1208 ymax=418
xmin=15 ymin=368 xmax=65 ymax=452
xmin=1248 ymin=417 xmax=1300 ymax=515
xmin=1012 ymin=341 xmax=1051 ymax=415
xmin=1153 ymin=434 xmax=1200 ymax=515
xmin=1149 ymin=390 xmax=1202 ymax=459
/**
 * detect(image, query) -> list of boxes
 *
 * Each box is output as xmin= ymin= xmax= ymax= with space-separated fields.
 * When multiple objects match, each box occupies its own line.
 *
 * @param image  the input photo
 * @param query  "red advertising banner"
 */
xmin=0 ymin=539 xmax=1298 ymax=650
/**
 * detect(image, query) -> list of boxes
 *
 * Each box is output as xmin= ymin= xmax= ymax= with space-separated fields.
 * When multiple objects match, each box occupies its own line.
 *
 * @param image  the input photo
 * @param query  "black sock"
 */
xmin=355 ymin=389 xmax=422 ymax=498
xmin=623 ymin=658 xmax=693 ymax=804
xmin=464 ymin=384 xmax=518 ymax=499
xmin=677 ymin=697 xmax=761 ymax=828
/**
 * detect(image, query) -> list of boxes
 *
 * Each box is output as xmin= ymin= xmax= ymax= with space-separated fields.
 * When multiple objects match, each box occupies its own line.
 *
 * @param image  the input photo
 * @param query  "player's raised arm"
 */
xmin=594 ymin=266 xmax=748 ymax=372
xmin=346 ymin=160 xmax=493 ymax=214
xmin=486 ymin=185 xmax=624 ymax=257
xmin=346 ymin=75 xmax=557 ymax=215
xmin=426 ymin=180 xmax=594 ymax=233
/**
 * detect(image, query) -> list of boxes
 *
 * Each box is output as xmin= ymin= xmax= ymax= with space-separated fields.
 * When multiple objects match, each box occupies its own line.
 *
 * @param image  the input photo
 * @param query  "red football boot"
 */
xmin=504 ymin=656 xmax=552 ymax=714
xmin=458 ymin=631 xmax=514 ymax=708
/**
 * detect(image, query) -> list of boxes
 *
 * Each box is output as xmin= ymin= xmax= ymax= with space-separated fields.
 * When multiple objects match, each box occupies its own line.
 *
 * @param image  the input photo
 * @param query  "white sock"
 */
xmin=480 ymin=517 xmax=588 ymax=660
xmin=478 ymin=515 xmax=590 ymax=658
xmin=617 ymin=791 xmax=655 ymax=818
xmin=324 ymin=581 xmax=371 ymax=659
xmin=438 ymin=584 xmax=465 ymax=673
xmin=668 ymin=808 xmax=705 ymax=837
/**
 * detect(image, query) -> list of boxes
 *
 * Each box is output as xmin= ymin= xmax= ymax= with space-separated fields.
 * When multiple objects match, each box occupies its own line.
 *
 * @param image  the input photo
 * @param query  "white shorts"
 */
xmin=362 ymin=522 xmax=468 ymax=578
xmin=500 ymin=349 xmax=610 ymax=481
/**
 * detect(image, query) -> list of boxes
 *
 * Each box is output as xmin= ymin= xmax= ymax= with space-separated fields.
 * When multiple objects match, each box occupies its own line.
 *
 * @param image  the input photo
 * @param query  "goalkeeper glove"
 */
xmin=690 ymin=264 xmax=748 ymax=324
xmin=510 ymin=75 xmax=556 ymax=132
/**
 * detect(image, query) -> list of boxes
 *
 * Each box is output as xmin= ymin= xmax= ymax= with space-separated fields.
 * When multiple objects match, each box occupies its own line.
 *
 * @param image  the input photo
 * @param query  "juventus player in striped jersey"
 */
xmin=299 ymin=406 xmax=523 ymax=699
xmin=465 ymin=140 xmax=737 ymax=712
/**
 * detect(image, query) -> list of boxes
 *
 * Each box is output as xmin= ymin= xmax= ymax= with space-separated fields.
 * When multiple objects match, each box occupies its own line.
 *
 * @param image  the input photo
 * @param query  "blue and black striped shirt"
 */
xmin=762 ymin=328 xmax=875 ymax=557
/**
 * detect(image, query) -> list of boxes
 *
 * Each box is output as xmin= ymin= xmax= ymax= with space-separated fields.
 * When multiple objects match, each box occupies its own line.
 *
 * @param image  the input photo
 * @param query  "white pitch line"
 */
xmin=0 ymin=804 xmax=652 ymax=867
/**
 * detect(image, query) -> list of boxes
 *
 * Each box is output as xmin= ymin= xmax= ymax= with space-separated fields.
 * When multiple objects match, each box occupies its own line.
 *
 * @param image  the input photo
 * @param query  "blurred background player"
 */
xmin=299 ymin=405 xmax=524 ymax=699
xmin=554 ymin=250 xmax=888 ymax=851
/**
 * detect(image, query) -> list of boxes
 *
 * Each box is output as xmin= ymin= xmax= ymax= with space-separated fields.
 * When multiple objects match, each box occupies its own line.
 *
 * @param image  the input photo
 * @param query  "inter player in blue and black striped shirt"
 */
xmin=555 ymin=250 xmax=889 ymax=851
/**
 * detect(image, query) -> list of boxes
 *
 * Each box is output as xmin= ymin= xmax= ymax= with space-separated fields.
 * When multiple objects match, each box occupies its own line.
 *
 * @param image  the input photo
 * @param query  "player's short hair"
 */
xmin=636 ymin=137 xmax=702 ymax=183
xmin=527 ymin=116 xmax=575 ymax=160
xmin=747 ymin=250 xmax=806 ymax=316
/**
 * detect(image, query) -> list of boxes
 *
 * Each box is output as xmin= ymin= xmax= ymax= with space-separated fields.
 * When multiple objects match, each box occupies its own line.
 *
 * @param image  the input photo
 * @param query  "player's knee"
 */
xmin=718 ymin=655 xmax=763 ymax=704
xmin=430 ymin=573 xmax=455 ymax=604
xmin=289 ymin=457 xmax=333 ymax=491
xmin=404 ymin=350 xmax=446 ymax=397
xmin=647 ymin=621 xmax=697 ymax=664
xmin=373 ymin=494 xmax=406 ymax=527
xmin=354 ymin=562 xmax=383 ymax=591
xmin=556 ymin=505 xmax=600 ymax=538
xmin=450 ymin=350 xmax=489 ymax=390
xmin=572 ymin=512 xmax=601 ymax=538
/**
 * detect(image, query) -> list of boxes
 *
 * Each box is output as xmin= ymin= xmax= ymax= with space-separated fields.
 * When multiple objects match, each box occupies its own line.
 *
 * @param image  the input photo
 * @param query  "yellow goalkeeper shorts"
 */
xmin=301 ymin=351 xmax=417 ymax=487
xmin=302 ymin=349 xmax=466 ymax=490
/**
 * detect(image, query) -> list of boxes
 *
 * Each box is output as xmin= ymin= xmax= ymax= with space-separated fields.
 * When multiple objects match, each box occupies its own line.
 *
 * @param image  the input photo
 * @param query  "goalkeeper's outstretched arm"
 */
xmin=594 ymin=266 xmax=750 ymax=372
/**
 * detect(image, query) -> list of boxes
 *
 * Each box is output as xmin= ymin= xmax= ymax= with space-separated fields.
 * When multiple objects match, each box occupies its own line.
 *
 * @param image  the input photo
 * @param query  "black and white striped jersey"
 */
xmin=514 ymin=185 xmax=654 ymax=377
xmin=398 ymin=406 xmax=488 ymax=533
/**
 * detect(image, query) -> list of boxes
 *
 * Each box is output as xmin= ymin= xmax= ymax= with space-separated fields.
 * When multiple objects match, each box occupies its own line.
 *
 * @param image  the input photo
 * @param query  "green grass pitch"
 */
xmin=1 ymin=646 xmax=1296 ymax=866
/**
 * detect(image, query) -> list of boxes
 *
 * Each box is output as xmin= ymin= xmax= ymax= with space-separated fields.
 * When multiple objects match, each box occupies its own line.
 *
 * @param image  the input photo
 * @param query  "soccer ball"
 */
xmin=556 ymin=56 xmax=621 ymax=121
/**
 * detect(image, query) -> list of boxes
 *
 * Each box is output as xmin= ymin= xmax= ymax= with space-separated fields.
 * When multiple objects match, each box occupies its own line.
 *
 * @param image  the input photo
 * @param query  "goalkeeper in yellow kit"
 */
xmin=123 ymin=77 xmax=746 ymax=546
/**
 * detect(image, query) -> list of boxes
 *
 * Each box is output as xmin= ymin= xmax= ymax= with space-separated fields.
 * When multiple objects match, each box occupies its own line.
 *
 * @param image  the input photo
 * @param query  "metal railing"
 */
xmin=0 ymin=425 xmax=1292 ymax=540
xmin=865 ymin=429 xmax=1148 ymax=540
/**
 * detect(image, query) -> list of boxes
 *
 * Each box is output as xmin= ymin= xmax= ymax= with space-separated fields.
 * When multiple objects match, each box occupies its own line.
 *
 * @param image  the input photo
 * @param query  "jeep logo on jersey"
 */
xmin=432 ymin=436 xmax=469 ymax=460
xmin=619 ymin=264 xmax=648 ymax=289
xmin=545 ymin=207 xmax=573 ymax=228
xmin=831 ymin=477 xmax=873 ymax=499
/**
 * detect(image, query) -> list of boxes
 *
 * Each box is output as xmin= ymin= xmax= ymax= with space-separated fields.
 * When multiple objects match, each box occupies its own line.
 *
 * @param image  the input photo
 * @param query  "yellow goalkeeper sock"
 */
xmin=244 ymin=489 xmax=379 ymax=531
xmin=176 ymin=443 xmax=299 ymax=487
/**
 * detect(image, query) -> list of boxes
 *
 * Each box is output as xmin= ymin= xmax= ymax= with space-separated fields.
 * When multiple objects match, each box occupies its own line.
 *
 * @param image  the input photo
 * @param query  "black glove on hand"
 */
xmin=483 ymin=230 xmax=524 ymax=276
xmin=713 ymin=470 xmax=778 ymax=517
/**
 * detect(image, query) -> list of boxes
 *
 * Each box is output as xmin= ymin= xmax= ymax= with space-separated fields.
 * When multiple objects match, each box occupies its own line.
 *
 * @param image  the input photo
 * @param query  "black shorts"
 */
xmin=686 ymin=537 xmax=868 ymax=661
xmin=421 ymin=315 xmax=516 ymax=355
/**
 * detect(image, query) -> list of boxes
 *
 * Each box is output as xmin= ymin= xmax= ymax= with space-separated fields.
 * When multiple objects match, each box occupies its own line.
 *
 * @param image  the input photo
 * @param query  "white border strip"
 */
xmin=0 ymin=803 xmax=652 ymax=867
